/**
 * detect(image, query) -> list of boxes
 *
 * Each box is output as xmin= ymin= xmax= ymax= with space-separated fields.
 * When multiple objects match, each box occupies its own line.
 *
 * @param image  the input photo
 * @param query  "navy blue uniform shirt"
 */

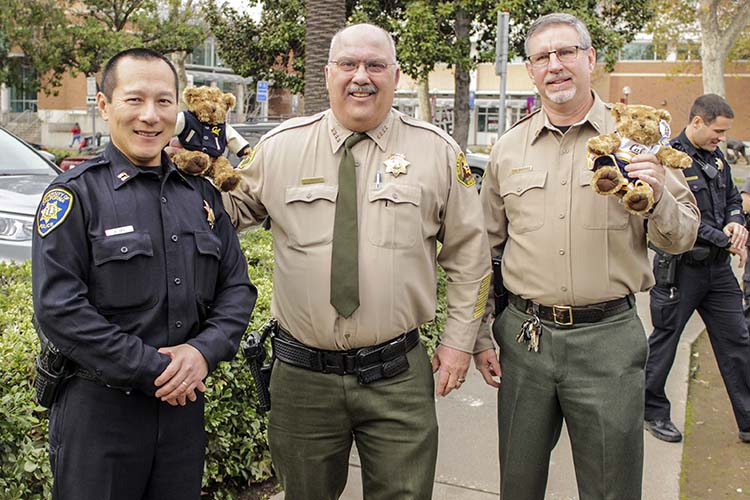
xmin=32 ymin=143 xmax=256 ymax=396
xmin=671 ymin=129 xmax=744 ymax=249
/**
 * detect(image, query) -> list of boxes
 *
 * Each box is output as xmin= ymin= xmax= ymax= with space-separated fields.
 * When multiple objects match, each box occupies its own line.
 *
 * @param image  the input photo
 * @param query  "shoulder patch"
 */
xmin=456 ymin=152 xmax=475 ymax=188
xmin=37 ymin=188 xmax=74 ymax=237
xmin=238 ymin=145 xmax=256 ymax=169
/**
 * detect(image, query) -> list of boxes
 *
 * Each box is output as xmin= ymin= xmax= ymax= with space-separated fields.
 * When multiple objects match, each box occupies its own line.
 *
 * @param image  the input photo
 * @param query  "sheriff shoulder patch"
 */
xmin=238 ymin=146 xmax=257 ymax=169
xmin=37 ymin=188 xmax=74 ymax=237
xmin=456 ymin=152 xmax=475 ymax=188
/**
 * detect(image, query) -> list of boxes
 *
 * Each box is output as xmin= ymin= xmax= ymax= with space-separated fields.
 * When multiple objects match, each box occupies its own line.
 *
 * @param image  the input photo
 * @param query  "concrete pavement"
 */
xmin=271 ymin=289 xmax=709 ymax=499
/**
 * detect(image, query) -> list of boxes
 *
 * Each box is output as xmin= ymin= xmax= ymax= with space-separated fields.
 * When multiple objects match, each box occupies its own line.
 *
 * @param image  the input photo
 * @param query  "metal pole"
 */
xmin=495 ymin=12 xmax=509 ymax=134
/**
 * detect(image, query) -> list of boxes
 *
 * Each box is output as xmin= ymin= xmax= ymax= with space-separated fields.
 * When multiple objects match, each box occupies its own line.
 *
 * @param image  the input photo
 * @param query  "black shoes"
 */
xmin=739 ymin=431 xmax=750 ymax=443
xmin=645 ymin=419 xmax=683 ymax=443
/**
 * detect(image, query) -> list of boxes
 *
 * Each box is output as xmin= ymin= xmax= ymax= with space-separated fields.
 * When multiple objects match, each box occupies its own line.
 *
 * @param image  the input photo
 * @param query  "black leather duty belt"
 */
xmin=508 ymin=292 xmax=634 ymax=327
xmin=74 ymin=368 xmax=133 ymax=395
xmin=273 ymin=328 xmax=420 ymax=384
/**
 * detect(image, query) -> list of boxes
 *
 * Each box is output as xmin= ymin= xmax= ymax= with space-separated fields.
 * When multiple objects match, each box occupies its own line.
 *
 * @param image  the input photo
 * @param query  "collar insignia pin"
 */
xmin=117 ymin=171 xmax=130 ymax=181
xmin=384 ymin=153 xmax=410 ymax=177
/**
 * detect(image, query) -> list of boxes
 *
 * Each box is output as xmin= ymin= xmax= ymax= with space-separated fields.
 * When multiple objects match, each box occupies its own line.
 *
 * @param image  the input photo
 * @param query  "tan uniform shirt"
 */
xmin=475 ymin=93 xmax=699 ymax=352
xmin=223 ymin=109 xmax=491 ymax=353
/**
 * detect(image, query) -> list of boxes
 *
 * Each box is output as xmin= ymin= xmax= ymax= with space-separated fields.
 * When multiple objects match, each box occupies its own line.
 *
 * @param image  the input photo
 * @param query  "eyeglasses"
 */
xmin=527 ymin=45 xmax=585 ymax=67
xmin=329 ymin=59 xmax=397 ymax=75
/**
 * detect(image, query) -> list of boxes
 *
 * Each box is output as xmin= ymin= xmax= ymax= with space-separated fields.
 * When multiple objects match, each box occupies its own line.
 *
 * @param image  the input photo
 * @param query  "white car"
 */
xmin=0 ymin=127 xmax=60 ymax=262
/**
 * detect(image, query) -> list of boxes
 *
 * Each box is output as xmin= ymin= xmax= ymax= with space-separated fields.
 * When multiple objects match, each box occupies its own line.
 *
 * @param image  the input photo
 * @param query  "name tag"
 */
xmin=684 ymin=175 xmax=699 ymax=181
xmin=105 ymin=225 xmax=134 ymax=237
xmin=511 ymin=166 xmax=533 ymax=175
xmin=301 ymin=177 xmax=325 ymax=185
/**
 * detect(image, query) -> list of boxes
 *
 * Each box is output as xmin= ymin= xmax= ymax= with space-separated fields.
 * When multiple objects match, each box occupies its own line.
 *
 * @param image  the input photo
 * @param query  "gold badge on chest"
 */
xmin=203 ymin=200 xmax=215 ymax=229
xmin=384 ymin=153 xmax=410 ymax=177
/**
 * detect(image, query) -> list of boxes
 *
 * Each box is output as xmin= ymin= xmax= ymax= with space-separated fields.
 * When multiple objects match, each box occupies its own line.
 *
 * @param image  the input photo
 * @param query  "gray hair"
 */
xmin=328 ymin=23 xmax=398 ymax=64
xmin=524 ymin=13 xmax=593 ymax=56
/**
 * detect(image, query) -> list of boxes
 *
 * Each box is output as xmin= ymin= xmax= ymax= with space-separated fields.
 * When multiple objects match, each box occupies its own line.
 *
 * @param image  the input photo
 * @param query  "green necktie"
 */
xmin=331 ymin=132 xmax=368 ymax=317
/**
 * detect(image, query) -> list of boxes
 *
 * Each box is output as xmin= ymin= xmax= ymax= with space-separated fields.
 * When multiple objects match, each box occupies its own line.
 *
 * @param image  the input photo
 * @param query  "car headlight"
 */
xmin=0 ymin=214 xmax=34 ymax=241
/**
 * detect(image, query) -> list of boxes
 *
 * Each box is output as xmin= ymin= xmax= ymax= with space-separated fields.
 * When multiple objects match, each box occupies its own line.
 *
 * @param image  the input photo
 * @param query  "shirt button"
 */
xmin=354 ymin=161 xmax=360 ymax=167
xmin=171 ymin=234 xmax=178 ymax=242
xmin=393 ymin=193 xmax=399 ymax=200
xmin=561 ymin=179 xmax=567 ymax=185
xmin=562 ymin=148 xmax=569 ymax=154
xmin=203 ymin=136 xmax=209 ymax=140
xmin=174 ymin=277 xmax=182 ymax=285
xmin=306 ymin=193 xmax=312 ymax=199
xmin=175 ymin=321 xmax=183 ymax=328
xmin=161 ymin=196 xmax=167 ymax=203
xmin=559 ymin=213 xmax=565 ymax=219
xmin=559 ymin=249 xmax=565 ymax=255
xmin=516 ymin=186 xmax=522 ymax=192
xmin=120 ymin=246 xmax=128 ymax=253
xmin=561 ymin=286 xmax=568 ymax=292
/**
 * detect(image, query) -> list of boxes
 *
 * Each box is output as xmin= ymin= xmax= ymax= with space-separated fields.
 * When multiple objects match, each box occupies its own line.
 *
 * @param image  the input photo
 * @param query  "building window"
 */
xmin=620 ymin=42 xmax=655 ymax=61
xmin=9 ymin=64 xmax=37 ymax=112
xmin=477 ymin=106 xmax=499 ymax=133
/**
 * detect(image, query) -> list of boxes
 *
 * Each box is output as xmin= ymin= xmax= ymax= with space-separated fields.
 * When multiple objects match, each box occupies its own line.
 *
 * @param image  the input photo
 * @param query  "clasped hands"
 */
xmin=724 ymin=221 xmax=748 ymax=267
xmin=154 ymin=344 xmax=209 ymax=406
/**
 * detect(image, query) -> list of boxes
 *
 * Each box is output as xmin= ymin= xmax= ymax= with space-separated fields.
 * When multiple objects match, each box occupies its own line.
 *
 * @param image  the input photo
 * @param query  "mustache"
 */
xmin=543 ymin=73 xmax=571 ymax=84
xmin=347 ymin=84 xmax=377 ymax=94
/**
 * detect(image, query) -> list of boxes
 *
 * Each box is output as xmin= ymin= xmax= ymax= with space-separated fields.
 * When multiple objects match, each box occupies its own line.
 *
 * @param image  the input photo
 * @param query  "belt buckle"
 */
xmin=552 ymin=305 xmax=573 ymax=326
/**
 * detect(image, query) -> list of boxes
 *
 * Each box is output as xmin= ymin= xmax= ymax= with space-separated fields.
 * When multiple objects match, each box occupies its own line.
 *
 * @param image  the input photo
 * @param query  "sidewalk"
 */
xmin=272 ymin=290 xmax=706 ymax=499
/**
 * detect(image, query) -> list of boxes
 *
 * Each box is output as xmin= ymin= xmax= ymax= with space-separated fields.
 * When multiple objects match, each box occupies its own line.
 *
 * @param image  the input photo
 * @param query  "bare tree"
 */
xmin=303 ymin=0 xmax=345 ymax=114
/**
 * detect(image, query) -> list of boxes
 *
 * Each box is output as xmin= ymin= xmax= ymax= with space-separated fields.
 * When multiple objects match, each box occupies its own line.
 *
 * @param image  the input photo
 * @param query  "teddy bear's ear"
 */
xmin=658 ymin=109 xmax=672 ymax=123
xmin=183 ymin=87 xmax=199 ymax=104
xmin=612 ymin=102 xmax=627 ymax=121
xmin=223 ymin=93 xmax=236 ymax=110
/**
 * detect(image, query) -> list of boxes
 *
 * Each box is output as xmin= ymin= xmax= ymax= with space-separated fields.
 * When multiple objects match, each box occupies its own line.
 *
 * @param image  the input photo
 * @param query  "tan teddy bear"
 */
xmin=587 ymin=103 xmax=692 ymax=215
xmin=172 ymin=86 xmax=251 ymax=192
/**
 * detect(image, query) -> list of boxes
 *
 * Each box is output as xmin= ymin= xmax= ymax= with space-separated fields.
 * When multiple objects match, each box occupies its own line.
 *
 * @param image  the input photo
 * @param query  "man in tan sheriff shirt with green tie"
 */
xmin=472 ymin=13 xmax=700 ymax=500
xmin=222 ymin=23 xmax=491 ymax=500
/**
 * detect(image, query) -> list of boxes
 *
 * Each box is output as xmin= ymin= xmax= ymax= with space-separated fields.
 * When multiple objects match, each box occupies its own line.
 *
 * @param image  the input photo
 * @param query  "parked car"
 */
xmin=0 ymin=127 xmax=61 ymax=262
xmin=59 ymin=134 xmax=110 ymax=171
xmin=466 ymin=148 xmax=489 ymax=192
xmin=230 ymin=121 xmax=283 ymax=166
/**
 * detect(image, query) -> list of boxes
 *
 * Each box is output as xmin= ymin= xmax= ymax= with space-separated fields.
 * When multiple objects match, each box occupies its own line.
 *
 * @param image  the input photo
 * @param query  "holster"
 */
xmin=242 ymin=318 xmax=276 ymax=413
xmin=652 ymin=246 xmax=680 ymax=287
xmin=33 ymin=320 xmax=73 ymax=408
xmin=492 ymin=256 xmax=508 ymax=316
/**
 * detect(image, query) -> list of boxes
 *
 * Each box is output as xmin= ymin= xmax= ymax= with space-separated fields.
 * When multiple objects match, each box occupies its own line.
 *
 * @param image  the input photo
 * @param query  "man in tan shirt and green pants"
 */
xmin=222 ymin=24 xmax=491 ymax=500
xmin=474 ymin=13 xmax=700 ymax=500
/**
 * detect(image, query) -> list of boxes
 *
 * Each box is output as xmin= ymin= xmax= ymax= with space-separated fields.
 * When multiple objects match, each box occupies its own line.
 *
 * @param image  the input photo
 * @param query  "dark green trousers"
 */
xmin=494 ymin=304 xmax=648 ymax=500
xmin=268 ymin=343 xmax=438 ymax=500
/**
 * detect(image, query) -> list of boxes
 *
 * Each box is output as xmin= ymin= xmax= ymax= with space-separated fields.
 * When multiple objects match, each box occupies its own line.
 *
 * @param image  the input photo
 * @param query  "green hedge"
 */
xmin=0 ymin=228 xmax=446 ymax=499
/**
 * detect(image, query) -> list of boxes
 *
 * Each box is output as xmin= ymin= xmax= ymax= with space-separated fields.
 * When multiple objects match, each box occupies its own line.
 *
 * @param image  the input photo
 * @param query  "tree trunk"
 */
xmin=452 ymin=6 xmax=471 ymax=150
xmin=303 ymin=0 xmax=345 ymax=115
xmin=417 ymin=75 xmax=431 ymax=122
xmin=169 ymin=51 xmax=188 ymax=110
xmin=697 ymin=0 xmax=750 ymax=96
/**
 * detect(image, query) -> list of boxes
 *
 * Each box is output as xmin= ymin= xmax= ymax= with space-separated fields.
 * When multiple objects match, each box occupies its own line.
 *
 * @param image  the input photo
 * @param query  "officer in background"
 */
xmin=738 ymin=178 xmax=750 ymax=327
xmin=221 ymin=23 xmax=491 ymax=499
xmin=645 ymin=94 xmax=750 ymax=444
xmin=32 ymin=48 xmax=256 ymax=500
xmin=474 ymin=13 xmax=699 ymax=500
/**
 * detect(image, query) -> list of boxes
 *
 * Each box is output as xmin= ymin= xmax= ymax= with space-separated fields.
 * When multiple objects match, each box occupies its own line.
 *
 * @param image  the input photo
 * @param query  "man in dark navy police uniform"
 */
xmin=646 ymin=94 xmax=750 ymax=444
xmin=32 ymin=48 xmax=256 ymax=500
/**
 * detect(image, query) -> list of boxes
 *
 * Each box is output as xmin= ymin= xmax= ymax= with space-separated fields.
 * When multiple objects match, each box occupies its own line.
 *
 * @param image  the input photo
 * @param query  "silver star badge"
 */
xmin=384 ymin=153 xmax=410 ymax=177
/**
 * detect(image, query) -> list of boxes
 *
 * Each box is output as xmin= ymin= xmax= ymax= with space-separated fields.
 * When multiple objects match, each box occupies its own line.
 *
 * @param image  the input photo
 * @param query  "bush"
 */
xmin=46 ymin=148 xmax=79 ymax=165
xmin=0 ymin=228 xmax=446 ymax=499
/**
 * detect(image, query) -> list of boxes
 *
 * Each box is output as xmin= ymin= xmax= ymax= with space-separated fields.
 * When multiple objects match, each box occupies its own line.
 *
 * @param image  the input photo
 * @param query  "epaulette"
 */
xmin=56 ymin=154 xmax=110 ymax=183
xmin=256 ymin=112 xmax=326 ymax=147
xmin=506 ymin=108 xmax=541 ymax=132
xmin=398 ymin=113 xmax=461 ymax=153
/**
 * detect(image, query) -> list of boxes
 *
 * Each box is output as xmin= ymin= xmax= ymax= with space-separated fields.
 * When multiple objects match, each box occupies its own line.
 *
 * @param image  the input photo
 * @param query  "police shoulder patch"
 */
xmin=238 ymin=145 xmax=257 ymax=169
xmin=37 ymin=188 xmax=74 ymax=237
xmin=456 ymin=152 xmax=475 ymax=188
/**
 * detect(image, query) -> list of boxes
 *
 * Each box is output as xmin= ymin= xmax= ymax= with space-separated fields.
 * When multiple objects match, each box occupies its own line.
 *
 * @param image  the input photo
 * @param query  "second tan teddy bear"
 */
xmin=587 ymin=103 xmax=692 ymax=215
xmin=172 ymin=86 xmax=251 ymax=192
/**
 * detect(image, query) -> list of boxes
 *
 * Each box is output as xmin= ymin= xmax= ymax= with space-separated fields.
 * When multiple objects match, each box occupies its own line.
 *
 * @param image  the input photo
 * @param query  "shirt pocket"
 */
xmin=91 ymin=232 xmax=157 ymax=312
xmin=499 ymin=171 xmax=547 ymax=234
xmin=687 ymin=177 xmax=711 ymax=218
xmin=367 ymin=183 xmax=421 ymax=249
xmin=284 ymin=184 xmax=337 ymax=247
xmin=193 ymin=231 xmax=222 ymax=303
xmin=579 ymin=170 xmax=630 ymax=230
